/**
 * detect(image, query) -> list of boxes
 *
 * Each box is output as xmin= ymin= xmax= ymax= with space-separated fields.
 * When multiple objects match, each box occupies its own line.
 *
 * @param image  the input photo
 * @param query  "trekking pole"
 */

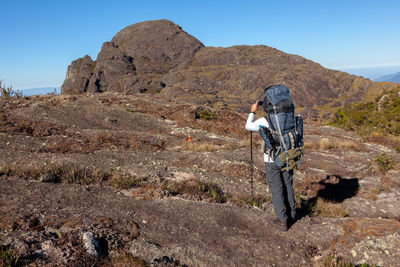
xmin=250 ymin=131 xmax=254 ymax=199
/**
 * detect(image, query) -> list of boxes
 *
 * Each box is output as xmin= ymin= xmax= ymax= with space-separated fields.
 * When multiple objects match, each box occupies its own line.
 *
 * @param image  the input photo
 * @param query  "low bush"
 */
xmin=0 ymin=163 xmax=110 ymax=185
xmin=312 ymin=198 xmax=349 ymax=218
xmin=331 ymin=88 xmax=400 ymax=140
xmin=375 ymin=153 xmax=396 ymax=172
xmin=164 ymin=180 xmax=226 ymax=203
xmin=112 ymin=173 xmax=144 ymax=189
xmin=321 ymin=254 xmax=377 ymax=267
xmin=195 ymin=109 xmax=217 ymax=120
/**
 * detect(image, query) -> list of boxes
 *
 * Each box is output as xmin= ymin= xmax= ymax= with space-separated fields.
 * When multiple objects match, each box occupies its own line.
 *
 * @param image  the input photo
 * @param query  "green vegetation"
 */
xmin=164 ymin=180 xmax=270 ymax=208
xmin=165 ymin=180 xmax=226 ymax=203
xmin=0 ymin=166 xmax=12 ymax=176
xmin=321 ymin=254 xmax=377 ymax=267
xmin=331 ymin=88 xmax=400 ymax=137
xmin=90 ymin=61 xmax=97 ymax=72
xmin=0 ymin=246 xmax=19 ymax=267
xmin=236 ymin=195 xmax=270 ymax=210
xmin=195 ymin=109 xmax=217 ymax=120
xmin=375 ymin=153 xmax=396 ymax=172
xmin=112 ymin=173 xmax=144 ymax=189
xmin=0 ymin=164 xmax=110 ymax=185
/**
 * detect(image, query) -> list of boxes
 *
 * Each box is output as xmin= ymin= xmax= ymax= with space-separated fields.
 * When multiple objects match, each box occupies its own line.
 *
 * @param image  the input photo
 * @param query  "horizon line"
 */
xmin=331 ymin=63 xmax=400 ymax=70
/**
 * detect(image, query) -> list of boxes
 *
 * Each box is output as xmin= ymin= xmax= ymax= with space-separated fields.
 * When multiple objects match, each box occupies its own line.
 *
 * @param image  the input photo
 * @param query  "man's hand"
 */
xmin=251 ymin=101 xmax=258 ymax=113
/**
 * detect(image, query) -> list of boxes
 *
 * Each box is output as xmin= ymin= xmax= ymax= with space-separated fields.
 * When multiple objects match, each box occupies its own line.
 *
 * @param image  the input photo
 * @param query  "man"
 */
xmin=245 ymin=101 xmax=296 ymax=232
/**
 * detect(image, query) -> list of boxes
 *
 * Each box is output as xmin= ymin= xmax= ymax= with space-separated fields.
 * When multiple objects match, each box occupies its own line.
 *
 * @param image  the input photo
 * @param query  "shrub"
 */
xmin=164 ymin=180 xmax=226 ymax=203
xmin=0 ymin=163 xmax=110 ymax=185
xmin=320 ymin=255 xmax=377 ymax=267
xmin=312 ymin=198 xmax=349 ymax=218
xmin=0 ymin=80 xmax=22 ymax=98
xmin=195 ymin=109 xmax=217 ymax=120
xmin=375 ymin=153 xmax=396 ymax=172
xmin=331 ymin=88 xmax=400 ymax=137
xmin=112 ymin=173 xmax=143 ymax=189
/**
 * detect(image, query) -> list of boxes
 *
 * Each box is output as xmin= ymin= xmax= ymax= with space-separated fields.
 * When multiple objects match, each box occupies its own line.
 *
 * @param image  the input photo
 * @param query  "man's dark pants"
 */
xmin=265 ymin=162 xmax=296 ymax=223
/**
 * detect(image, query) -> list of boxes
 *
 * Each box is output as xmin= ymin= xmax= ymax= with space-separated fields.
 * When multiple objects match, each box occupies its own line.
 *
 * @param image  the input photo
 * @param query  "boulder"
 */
xmin=87 ymin=42 xmax=136 ymax=93
xmin=61 ymin=55 xmax=94 ymax=94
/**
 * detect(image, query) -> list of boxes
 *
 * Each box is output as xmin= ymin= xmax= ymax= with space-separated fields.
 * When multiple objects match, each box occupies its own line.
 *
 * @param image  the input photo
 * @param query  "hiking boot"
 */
xmin=269 ymin=218 xmax=288 ymax=232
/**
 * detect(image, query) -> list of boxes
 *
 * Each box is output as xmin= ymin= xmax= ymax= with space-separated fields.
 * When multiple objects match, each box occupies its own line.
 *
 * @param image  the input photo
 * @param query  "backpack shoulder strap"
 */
xmin=265 ymin=115 xmax=276 ymax=132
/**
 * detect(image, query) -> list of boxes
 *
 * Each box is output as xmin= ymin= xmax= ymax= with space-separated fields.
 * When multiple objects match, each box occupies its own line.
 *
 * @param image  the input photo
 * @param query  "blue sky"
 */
xmin=1 ymin=0 xmax=400 ymax=89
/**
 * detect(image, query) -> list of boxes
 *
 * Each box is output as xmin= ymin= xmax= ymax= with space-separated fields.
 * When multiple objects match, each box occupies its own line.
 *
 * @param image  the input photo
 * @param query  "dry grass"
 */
xmin=239 ymin=137 xmax=263 ymax=149
xmin=312 ymin=198 xmax=349 ymax=218
xmin=304 ymin=137 xmax=365 ymax=151
xmin=109 ymin=252 xmax=146 ymax=267
xmin=358 ymin=186 xmax=382 ymax=201
xmin=319 ymin=138 xmax=336 ymax=150
xmin=111 ymin=172 xmax=144 ymax=189
xmin=381 ymin=174 xmax=400 ymax=189
xmin=0 ymin=163 xmax=110 ymax=185
xmin=182 ymin=142 xmax=220 ymax=152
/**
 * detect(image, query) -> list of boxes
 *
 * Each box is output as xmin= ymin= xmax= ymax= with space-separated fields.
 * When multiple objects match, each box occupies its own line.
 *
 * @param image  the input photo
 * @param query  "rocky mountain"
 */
xmin=62 ymin=19 xmax=396 ymax=111
xmin=62 ymin=20 xmax=204 ymax=95
xmin=375 ymin=71 xmax=400 ymax=83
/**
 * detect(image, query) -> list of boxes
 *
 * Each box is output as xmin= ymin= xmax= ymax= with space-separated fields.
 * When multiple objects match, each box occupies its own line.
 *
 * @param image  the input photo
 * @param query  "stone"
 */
xmin=39 ymin=173 xmax=58 ymax=183
xmin=82 ymin=232 xmax=99 ymax=257
xmin=61 ymin=55 xmax=94 ymax=94
xmin=130 ymin=239 xmax=164 ymax=263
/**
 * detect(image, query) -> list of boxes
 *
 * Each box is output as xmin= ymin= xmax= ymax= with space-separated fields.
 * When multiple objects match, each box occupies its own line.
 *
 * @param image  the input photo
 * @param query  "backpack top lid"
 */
xmin=263 ymin=84 xmax=292 ymax=106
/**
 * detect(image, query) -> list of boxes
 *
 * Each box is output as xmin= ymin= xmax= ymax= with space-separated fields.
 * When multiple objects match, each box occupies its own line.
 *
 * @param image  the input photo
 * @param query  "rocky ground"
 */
xmin=1 ymin=93 xmax=399 ymax=266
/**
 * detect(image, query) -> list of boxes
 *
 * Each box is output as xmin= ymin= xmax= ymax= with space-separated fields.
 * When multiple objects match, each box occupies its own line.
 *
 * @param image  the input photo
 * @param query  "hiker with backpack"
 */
xmin=245 ymin=84 xmax=303 ymax=232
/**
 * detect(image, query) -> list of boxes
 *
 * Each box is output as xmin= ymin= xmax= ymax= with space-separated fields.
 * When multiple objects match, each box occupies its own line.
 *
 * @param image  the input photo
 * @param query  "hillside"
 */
xmin=61 ymin=20 xmax=397 ymax=114
xmin=1 ymin=93 xmax=399 ymax=266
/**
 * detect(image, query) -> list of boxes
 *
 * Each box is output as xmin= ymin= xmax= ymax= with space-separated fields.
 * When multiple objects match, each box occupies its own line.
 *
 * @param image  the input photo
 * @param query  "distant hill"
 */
xmin=20 ymin=87 xmax=61 ymax=96
xmin=374 ymin=72 xmax=400 ymax=83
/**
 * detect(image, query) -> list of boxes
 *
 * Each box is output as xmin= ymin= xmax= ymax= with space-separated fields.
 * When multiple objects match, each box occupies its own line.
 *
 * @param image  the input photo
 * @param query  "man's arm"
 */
xmin=245 ymin=101 xmax=268 ymax=131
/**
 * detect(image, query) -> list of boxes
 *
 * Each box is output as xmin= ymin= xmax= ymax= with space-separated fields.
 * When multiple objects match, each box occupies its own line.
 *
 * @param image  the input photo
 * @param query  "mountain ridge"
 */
xmin=20 ymin=87 xmax=60 ymax=96
xmin=61 ymin=19 xmax=397 ymax=111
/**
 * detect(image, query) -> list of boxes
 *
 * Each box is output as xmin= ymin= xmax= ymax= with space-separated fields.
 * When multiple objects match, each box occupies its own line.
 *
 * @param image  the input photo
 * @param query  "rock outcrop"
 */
xmin=61 ymin=19 xmax=397 ymax=109
xmin=62 ymin=19 xmax=204 ymax=94
xmin=61 ymin=55 xmax=94 ymax=94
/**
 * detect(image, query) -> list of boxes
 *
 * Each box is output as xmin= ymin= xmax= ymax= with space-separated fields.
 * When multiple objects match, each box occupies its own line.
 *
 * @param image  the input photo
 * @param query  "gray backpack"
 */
xmin=259 ymin=84 xmax=303 ymax=171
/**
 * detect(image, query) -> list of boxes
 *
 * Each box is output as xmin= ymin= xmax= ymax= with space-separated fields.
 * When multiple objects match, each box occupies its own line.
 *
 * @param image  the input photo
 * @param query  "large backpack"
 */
xmin=259 ymin=84 xmax=303 ymax=171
